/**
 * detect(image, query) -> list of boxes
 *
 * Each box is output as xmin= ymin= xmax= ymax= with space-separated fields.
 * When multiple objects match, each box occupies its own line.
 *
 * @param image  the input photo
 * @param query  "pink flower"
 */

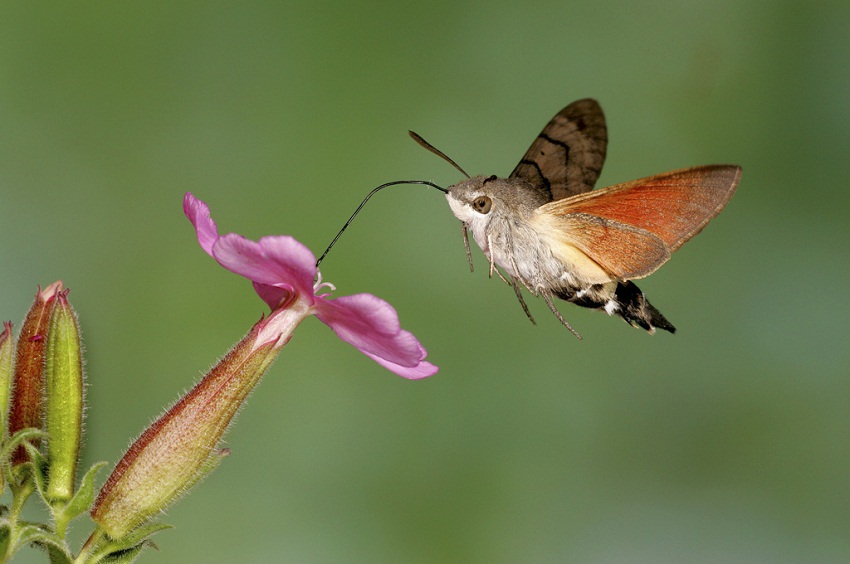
xmin=183 ymin=193 xmax=437 ymax=379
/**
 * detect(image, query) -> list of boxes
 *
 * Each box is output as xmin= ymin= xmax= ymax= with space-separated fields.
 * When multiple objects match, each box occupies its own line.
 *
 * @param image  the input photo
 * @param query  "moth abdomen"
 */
xmin=556 ymin=280 xmax=676 ymax=334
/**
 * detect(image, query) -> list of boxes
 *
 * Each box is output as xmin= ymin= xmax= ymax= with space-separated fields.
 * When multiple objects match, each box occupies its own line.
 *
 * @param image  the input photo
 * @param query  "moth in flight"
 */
xmin=410 ymin=99 xmax=741 ymax=338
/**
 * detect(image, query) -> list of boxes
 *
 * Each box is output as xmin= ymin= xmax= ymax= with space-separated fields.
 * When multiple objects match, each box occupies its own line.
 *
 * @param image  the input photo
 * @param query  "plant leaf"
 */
xmin=8 ymin=524 xmax=69 ymax=559
xmin=0 ymin=428 xmax=47 ymax=465
xmin=61 ymin=461 xmax=108 ymax=522
xmin=89 ymin=523 xmax=173 ymax=564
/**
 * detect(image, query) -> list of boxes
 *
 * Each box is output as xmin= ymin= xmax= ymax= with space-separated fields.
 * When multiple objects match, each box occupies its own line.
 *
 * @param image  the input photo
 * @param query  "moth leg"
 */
xmin=509 ymin=255 xmax=536 ymax=294
xmin=510 ymin=275 xmax=536 ymax=325
xmin=485 ymin=233 xmax=497 ymax=279
xmin=542 ymin=293 xmax=583 ymax=340
xmin=493 ymin=267 xmax=511 ymax=286
xmin=461 ymin=222 xmax=474 ymax=272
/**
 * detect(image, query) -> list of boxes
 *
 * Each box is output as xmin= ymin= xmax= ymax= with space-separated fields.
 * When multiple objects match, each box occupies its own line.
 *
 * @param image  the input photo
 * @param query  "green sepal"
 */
xmin=88 ymin=523 xmax=173 ymax=564
xmin=22 ymin=440 xmax=49 ymax=498
xmin=97 ymin=544 xmax=146 ymax=563
xmin=52 ymin=461 xmax=108 ymax=538
xmin=63 ymin=461 xmax=107 ymax=520
xmin=22 ymin=441 xmax=107 ymax=538
xmin=0 ymin=427 xmax=48 ymax=467
xmin=96 ymin=540 xmax=152 ymax=564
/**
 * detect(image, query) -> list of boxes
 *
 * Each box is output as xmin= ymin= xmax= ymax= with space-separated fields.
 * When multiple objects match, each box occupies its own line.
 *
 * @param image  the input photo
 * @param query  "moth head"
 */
xmin=446 ymin=175 xmax=546 ymax=226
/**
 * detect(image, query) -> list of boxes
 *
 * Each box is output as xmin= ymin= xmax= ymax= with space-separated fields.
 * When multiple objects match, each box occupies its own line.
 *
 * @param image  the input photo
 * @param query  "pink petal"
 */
xmin=212 ymin=234 xmax=317 ymax=301
xmin=257 ymin=236 xmax=318 ymax=293
xmin=252 ymin=282 xmax=292 ymax=311
xmin=363 ymin=346 xmax=439 ymax=380
xmin=183 ymin=193 xmax=219 ymax=256
xmin=314 ymin=293 xmax=437 ymax=377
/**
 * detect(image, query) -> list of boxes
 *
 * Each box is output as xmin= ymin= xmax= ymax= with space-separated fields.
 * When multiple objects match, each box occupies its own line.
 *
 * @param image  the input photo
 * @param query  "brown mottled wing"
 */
xmin=509 ymin=98 xmax=607 ymax=202
xmin=540 ymin=165 xmax=741 ymax=280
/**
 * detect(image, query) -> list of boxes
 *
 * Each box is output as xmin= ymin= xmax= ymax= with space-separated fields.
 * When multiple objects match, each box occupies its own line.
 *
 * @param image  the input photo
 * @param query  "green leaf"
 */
xmin=47 ymin=542 xmax=74 ymax=564
xmin=0 ymin=427 xmax=47 ymax=465
xmin=7 ymin=523 xmax=70 ymax=559
xmin=53 ymin=461 xmax=108 ymax=538
xmin=110 ymin=522 xmax=173 ymax=550
xmin=0 ymin=520 xmax=10 ymax=557
xmin=30 ymin=529 xmax=73 ymax=563
xmin=23 ymin=442 xmax=49 ymax=498
xmin=63 ymin=461 xmax=108 ymax=521
xmin=89 ymin=523 xmax=172 ymax=564
xmin=97 ymin=542 xmax=148 ymax=564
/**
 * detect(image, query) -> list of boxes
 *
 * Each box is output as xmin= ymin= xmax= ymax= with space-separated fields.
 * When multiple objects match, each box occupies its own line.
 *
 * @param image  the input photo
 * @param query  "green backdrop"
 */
xmin=2 ymin=1 xmax=848 ymax=562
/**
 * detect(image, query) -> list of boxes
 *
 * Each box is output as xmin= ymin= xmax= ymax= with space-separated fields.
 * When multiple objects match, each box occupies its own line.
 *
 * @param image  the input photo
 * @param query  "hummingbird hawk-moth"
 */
xmin=409 ymin=98 xmax=741 ymax=338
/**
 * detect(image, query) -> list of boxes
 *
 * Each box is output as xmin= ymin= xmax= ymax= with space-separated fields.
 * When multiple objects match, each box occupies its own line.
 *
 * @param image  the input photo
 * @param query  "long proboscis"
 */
xmin=315 ymin=180 xmax=448 ymax=267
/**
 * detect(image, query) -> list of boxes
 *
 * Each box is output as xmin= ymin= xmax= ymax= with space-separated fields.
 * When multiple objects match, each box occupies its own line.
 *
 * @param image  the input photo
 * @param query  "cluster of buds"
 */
xmin=0 ymin=281 xmax=92 ymax=558
xmin=4 ymin=281 xmax=83 ymax=493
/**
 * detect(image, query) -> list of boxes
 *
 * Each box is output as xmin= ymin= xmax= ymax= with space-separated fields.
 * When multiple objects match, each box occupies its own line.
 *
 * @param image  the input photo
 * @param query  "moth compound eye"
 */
xmin=472 ymin=196 xmax=492 ymax=214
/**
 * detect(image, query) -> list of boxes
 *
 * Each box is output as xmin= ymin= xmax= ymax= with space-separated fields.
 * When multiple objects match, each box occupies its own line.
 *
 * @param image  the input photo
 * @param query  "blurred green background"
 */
xmin=1 ymin=1 xmax=848 ymax=562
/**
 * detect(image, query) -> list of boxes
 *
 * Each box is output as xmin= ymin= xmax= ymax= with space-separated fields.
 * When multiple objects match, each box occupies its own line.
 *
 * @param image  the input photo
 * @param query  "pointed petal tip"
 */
xmin=183 ymin=193 xmax=219 ymax=256
xmin=40 ymin=281 xmax=65 ymax=301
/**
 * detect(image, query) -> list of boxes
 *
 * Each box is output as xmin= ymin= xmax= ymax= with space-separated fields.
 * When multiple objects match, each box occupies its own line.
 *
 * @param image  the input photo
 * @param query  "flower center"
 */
xmin=313 ymin=270 xmax=336 ymax=298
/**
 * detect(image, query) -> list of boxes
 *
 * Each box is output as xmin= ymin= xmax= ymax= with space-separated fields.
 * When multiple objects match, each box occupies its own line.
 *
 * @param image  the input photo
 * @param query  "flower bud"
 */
xmin=91 ymin=303 xmax=310 ymax=538
xmin=9 ymin=281 xmax=63 ymax=463
xmin=44 ymin=290 xmax=84 ymax=502
xmin=0 ymin=321 xmax=13 ymax=425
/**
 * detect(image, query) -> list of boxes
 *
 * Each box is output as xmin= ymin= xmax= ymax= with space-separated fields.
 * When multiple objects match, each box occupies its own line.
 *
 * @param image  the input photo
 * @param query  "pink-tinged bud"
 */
xmin=44 ymin=290 xmax=84 ymax=502
xmin=0 ymin=321 xmax=13 ymax=424
xmin=91 ymin=301 xmax=311 ymax=539
xmin=9 ymin=281 xmax=64 ymax=463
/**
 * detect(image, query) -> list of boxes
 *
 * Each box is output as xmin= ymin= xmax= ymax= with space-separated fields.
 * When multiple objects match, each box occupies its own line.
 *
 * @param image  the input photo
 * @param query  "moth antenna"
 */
xmin=316 ymin=180 xmax=447 ymax=268
xmin=409 ymin=131 xmax=470 ymax=179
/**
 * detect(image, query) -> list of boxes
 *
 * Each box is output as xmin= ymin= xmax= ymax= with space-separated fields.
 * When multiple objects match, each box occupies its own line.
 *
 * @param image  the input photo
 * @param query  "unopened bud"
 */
xmin=0 ymin=321 xmax=13 ymax=425
xmin=44 ymin=290 xmax=84 ymax=502
xmin=91 ymin=304 xmax=309 ymax=538
xmin=9 ymin=281 xmax=63 ymax=463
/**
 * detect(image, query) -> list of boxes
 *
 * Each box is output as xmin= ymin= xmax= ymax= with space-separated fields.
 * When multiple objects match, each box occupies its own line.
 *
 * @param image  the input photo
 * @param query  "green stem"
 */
xmin=73 ymin=527 xmax=105 ymax=564
xmin=2 ymin=474 xmax=36 ymax=562
xmin=53 ymin=499 xmax=69 ymax=539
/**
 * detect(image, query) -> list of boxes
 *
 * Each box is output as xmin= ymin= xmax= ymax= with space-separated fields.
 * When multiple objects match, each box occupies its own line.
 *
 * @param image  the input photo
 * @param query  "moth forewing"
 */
xmin=540 ymin=165 xmax=741 ymax=253
xmin=509 ymin=99 xmax=608 ymax=202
